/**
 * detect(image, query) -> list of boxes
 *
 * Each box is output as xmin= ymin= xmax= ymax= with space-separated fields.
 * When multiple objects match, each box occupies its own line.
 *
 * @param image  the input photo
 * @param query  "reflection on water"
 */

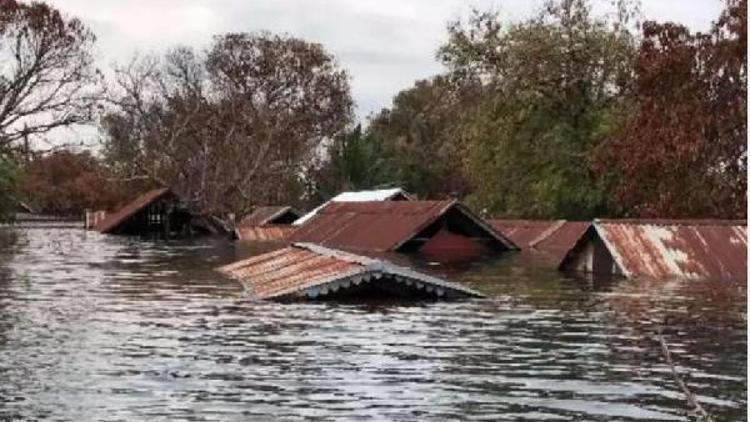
xmin=0 ymin=228 xmax=745 ymax=421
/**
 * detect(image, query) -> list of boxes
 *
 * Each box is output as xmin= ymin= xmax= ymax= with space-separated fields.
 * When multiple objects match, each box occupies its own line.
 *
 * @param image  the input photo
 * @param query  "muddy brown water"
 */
xmin=0 ymin=228 xmax=745 ymax=421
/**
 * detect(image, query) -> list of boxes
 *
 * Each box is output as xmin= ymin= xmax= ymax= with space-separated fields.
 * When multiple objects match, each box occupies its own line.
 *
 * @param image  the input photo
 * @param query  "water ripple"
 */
xmin=0 ymin=228 xmax=745 ymax=421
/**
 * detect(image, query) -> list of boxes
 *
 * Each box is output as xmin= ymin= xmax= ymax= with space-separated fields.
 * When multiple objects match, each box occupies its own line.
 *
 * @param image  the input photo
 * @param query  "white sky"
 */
xmin=44 ymin=0 xmax=724 ymax=145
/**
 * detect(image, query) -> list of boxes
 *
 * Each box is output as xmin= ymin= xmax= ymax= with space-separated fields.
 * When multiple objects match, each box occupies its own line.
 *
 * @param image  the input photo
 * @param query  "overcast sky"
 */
xmin=48 ymin=0 xmax=723 ymax=126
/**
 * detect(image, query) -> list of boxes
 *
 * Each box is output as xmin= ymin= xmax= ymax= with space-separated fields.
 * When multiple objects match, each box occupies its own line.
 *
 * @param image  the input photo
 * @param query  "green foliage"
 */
xmin=439 ymin=0 xmax=636 ymax=219
xmin=333 ymin=126 xmax=388 ymax=190
xmin=311 ymin=125 xmax=393 ymax=201
xmin=0 ymin=158 xmax=19 ymax=222
xmin=5 ymin=0 xmax=732 ymax=222
xmin=366 ymin=75 xmax=479 ymax=199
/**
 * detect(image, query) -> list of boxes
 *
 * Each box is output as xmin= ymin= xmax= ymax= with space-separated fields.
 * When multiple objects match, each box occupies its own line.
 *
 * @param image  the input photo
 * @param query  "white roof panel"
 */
xmin=293 ymin=188 xmax=409 ymax=226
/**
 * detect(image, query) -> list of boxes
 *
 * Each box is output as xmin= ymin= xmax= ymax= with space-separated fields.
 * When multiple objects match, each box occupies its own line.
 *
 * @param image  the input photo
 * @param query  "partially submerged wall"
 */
xmin=559 ymin=220 xmax=746 ymax=280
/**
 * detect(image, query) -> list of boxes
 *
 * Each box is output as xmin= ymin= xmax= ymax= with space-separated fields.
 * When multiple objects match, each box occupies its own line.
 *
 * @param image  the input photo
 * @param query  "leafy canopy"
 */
xmin=438 ymin=0 xmax=636 ymax=219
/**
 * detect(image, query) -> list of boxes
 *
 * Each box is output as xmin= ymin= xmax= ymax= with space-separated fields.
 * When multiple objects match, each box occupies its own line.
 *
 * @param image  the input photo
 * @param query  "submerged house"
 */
xmin=10 ymin=201 xmax=82 ymax=228
xmin=217 ymin=242 xmax=484 ymax=301
xmin=293 ymin=187 xmax=413 ymax=226
xmin=11 ymin=200 xmax=35 ymax=222
xmin=233 ymin=206 xmax=301 ymax=242
xmin=95 ymin=188 xmax=226 ymax=238
xmin=287 ymin=200 xmax=517 ymax=262
xmin=558 ymin=219 xmax=747 ymax=280
xmin=489 ymin=219 xmax=590 ymax=262
xmin=218 ymin=197 xmax=510 ymax=301
xmin=14 ymin=200 xmax=34 ymax=214
xmin=85 ymin=210 xmax=108 ymax=229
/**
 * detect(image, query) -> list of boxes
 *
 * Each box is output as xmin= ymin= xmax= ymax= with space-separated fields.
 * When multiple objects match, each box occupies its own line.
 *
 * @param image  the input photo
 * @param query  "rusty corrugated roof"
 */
xmin=489 ymin=219 xmax=590 ymax=262
xmin=288 ymin=200 xmax=516 ymax=252
xmin=531 ymin=221 xmax=591 ymax=262
xmin=95 ymin=188 xmax=171 ymax=234
xmin=216 ymin=243 xmax=484 ymax=300
xmin=489 ymin=220 xmax=565 ymax=249
xmin=234 ymin=225 xmax=296 ymax=242
xmin=239 ymin=206 xmax=300 ymax=227
xmin=293 ymin=188 xmax=414 ymax=226
xmin=561 ymin=219 xmax=747 ymax=280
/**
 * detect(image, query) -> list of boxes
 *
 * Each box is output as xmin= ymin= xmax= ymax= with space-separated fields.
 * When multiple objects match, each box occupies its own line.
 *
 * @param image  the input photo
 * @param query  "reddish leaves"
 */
xmin=19 ymin=151 xmax=126 ymax=216
xmin=595 ymin=0 xmax=746 ymax=218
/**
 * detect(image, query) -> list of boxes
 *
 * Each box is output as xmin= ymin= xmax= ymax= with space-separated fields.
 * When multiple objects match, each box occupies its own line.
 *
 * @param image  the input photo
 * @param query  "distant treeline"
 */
xmin=0 ymin=0 xmax=745 ymax=220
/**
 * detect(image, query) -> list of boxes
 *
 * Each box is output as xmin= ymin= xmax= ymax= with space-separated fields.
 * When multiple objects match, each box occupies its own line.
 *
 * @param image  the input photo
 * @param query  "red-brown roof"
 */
xmin=239 ymin=206 xmax=299 ymax=227
xmin=561 ymin=219 xmax=747 ymax=280
xmin=217 ymin=243 xmax=484 ymax=300
xmin=293 ymin=188 xmax=413 ymax=226
xmin=489 ymin=220 xmax=564 ymax=249
xmin=95 ymin=188 xmax=171 ymax=234
xmin=531 ymin=221 xmax=591 ymax=262
xmin=287 ymin=200 xmax=515 ymax=252
xmin=234 ymin=225 xmax=296 ymax=242
xmin=489 ymin=219 xmax=590 ymax=262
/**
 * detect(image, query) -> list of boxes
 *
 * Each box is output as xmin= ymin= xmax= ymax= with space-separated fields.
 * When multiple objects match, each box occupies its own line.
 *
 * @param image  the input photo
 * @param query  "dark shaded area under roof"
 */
xmin=95 ymin=188 xmax=172 ymax=234
xmin=239 ymin=206 xmax=300 ymax=227
xmin=95 ymin=188 xmax=226 ymax=239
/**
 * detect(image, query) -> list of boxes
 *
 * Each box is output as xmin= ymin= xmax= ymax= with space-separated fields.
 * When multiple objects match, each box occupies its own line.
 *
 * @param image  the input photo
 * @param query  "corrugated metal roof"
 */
xmin=217 ymin=242 xmax=484 ymax=300
xmin=239 ymin=206 xmax=300 ymax=227
xmin=287 ymin=200 xmax=516 ymax=252
xmin=234 ymin=225 xmax=296 ymax=242
xmin=560 ymin=219 xmax=747 ymax=280
xmin=489 ymin=220 xmax=564 ymax=249
xmin=293 ymin=188 xmax=413 ymax=226
xmin=489 ymin=220 xmax=591 ymax=262
xmin=94 ymin=188 xmax=171 ymax=234
xmin=531 ymin=221 xmax=591 ymax=262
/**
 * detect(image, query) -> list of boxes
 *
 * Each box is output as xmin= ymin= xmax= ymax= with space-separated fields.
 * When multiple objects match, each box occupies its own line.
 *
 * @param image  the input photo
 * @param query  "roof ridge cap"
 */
xmin=528 ymin=220 xmax=567 ymax=248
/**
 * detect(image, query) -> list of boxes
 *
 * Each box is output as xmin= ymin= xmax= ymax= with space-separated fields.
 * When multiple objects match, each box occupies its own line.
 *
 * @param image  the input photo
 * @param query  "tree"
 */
xmin=593 ymin=0 xmax=747 ymax=218
xmin=101 ymin=49 xmax=213 ymax=201
xmin=0 ymin=157 xmax=18 ymax=221
xmin=439 ymin=0 xmax=636 ymax=219
xmin=367 ymin=75 xmax=480 ymax=199
xmin=0 ymin=0 xmax=100 ymax=152
xmin=102 ymin=33 xmax=353 ymax=215
xmin=18 ymin=150 xmax=123 ymax=216
xmin=308 ymin=125 xmax=391 ymax=201
xmin=204 ymin=32 xmax=352 ymax=211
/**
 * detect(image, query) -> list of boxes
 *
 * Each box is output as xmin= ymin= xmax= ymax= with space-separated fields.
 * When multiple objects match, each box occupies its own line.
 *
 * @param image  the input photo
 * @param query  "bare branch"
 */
xmin=0 ymin=1 xmax=101 ymax=151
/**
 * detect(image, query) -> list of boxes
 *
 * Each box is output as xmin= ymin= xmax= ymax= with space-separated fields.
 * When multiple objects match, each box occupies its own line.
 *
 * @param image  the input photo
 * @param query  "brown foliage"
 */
xmin=594 ymin=0 xmax=747 ymax=218
xmin=102 ymin=33 xmax=352 ymax=215
xmin=19 ymin=151 xmax=124 ymax=216
xmin=0 ymin=0 xmax=100 ymax=151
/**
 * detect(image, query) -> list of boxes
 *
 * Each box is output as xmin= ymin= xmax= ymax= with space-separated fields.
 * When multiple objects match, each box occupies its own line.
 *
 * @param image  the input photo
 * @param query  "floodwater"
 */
xmin=0 ymin=228 xmax=745 ymax=421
